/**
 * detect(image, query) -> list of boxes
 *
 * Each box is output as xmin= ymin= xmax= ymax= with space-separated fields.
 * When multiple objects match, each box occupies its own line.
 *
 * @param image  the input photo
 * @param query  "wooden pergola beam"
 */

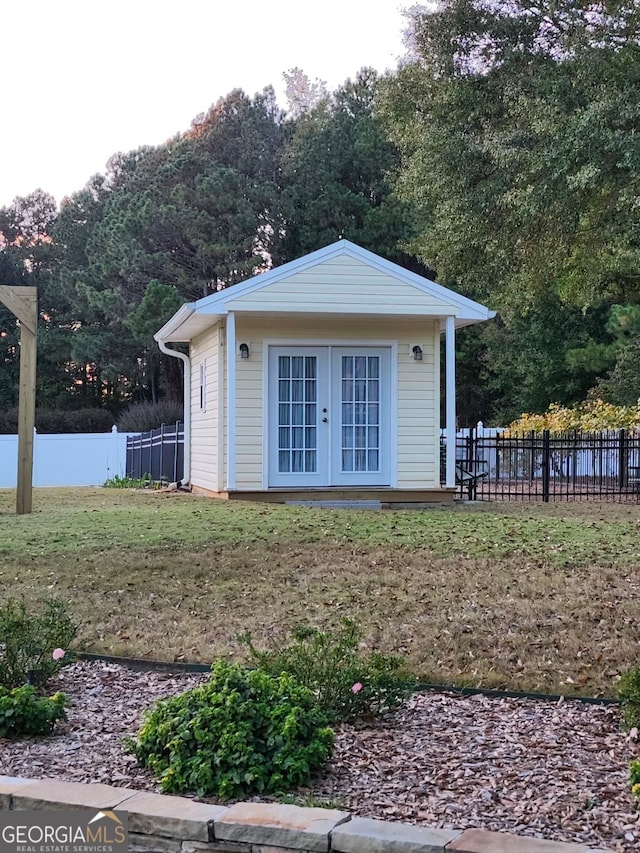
xmin=0 ymin=286 xmax=38 ymax=514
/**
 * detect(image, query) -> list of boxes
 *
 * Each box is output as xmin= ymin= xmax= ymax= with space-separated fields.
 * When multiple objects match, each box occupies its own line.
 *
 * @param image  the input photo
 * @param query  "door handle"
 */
xmin=322 ymin=417 xmax=328 ymax=423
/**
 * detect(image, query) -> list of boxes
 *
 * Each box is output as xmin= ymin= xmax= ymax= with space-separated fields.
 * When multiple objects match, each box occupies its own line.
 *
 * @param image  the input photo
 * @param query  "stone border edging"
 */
xmin=0 ymin=775 xmax=610 ymax=852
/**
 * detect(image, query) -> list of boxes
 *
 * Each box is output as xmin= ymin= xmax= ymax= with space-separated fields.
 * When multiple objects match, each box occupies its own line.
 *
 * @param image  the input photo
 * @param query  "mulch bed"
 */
xmin=0 ymin=661 xmax=638 ymax=851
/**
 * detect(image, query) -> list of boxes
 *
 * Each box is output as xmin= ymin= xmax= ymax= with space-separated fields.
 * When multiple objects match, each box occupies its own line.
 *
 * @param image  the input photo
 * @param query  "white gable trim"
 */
xmin=155 ymin=241 xmax=496 ymax=343
xmin=154 ymin=303 xmax=196 ymax=342
xmin=192 ymin=240 xmax=494 ymax=322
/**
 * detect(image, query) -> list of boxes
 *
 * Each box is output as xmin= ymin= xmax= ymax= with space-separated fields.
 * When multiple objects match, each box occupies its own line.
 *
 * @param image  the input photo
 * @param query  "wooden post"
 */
xmin=0 ymin=286 xmax=38 ymax=514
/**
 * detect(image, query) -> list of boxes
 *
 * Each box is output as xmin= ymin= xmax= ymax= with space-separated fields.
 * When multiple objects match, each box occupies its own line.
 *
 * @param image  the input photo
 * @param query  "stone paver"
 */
xmin=214 ymin=802 xmax=350 ymax=852
xmin=332 ymin=815 xmax=462 ymax=853
xmin=181 ymin=841 xmax=251 ymax=853
xmin=0 ymin=775 xmax=30 ymax=811
xmin=128 ymin=831 xmax=182 ymax=853
xmin=447 ymin=829 xmax=593 ymax=853
xmin=122 ymin=790 xmax=227 ymax=841
xmin=11 ymin=778 xmax=135 ymax=814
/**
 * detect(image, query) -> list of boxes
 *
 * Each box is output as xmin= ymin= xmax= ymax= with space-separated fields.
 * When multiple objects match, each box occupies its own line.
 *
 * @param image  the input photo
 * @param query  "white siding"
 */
xmin=190 ymin=325 xmax=220 ymax=492
xmin=226 ymin=256 xmax=458 ymax=316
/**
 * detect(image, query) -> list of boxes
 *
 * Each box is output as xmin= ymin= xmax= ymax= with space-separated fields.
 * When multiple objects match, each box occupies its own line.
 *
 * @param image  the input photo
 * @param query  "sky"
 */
xmin=2 ymin=0 xmax=409 ymax=209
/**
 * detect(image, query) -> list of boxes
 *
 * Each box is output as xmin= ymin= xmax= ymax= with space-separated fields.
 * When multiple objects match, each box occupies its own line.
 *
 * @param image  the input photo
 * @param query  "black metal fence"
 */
xmin=126 ymin=421 xmax=184 ymax=484
xmin=441 ymin=429 xmax=640 ymax=502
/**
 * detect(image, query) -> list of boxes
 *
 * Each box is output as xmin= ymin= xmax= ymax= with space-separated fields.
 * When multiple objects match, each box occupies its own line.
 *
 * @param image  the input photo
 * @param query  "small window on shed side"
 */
xmin=199 ymin=360 xmax=207 ymax=412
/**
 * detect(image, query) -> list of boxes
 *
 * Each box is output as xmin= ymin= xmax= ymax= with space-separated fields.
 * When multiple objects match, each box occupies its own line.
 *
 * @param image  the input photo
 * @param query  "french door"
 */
xmin=267 ymin=346 xmax=391 ymax=487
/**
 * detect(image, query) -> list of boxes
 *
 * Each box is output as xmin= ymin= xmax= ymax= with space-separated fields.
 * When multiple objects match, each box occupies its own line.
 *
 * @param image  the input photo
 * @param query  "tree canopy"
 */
xmin=381 ymin=0 xmax=640 ymax=420
xmin=1 ymin=25 xmax=638 ymax=426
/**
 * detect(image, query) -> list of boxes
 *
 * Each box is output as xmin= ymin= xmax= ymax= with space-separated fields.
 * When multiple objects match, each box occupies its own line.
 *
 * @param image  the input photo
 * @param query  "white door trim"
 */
xmin=263 ymin=338 xmax=397 ymax=347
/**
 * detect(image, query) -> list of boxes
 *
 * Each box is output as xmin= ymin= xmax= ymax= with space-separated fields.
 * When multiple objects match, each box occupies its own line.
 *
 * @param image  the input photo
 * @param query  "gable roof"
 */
xmin=155 ymin=240 xmax=495 ymax=342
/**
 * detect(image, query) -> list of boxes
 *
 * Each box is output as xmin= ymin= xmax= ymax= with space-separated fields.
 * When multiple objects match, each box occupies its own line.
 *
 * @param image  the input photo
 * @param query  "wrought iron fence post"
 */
xmin=135 ymin=434 xmax=141 ymax=479
xmin=619 ymin=429 xmax=627 ymax=490
xmin=470 ymin=426 xmax=478 ymax=500
xmin=542 ymin=429 xmax=550 ymax=502
xmin=529 ymin=431 xmax=535 ymax=482
xmin=173 ymin=421 xmax=180 ymax=483
xmin=159 ymin=423 xmax=165 ymax=482
xmin=463 ymin=429 xmax=470 ymax=500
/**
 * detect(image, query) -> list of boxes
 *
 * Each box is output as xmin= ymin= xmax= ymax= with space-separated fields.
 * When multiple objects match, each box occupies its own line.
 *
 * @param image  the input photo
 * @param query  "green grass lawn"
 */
xmin=1 ymin=488 xmax=638 ymax=696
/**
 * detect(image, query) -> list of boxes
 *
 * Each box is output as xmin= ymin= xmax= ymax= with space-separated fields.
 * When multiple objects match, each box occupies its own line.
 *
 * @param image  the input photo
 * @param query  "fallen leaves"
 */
xmin=0 ymin=662 xmax=638 ymax=851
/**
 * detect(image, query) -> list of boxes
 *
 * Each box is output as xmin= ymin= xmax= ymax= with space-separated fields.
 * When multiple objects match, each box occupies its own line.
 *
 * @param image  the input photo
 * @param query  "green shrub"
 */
xmin=0 ymin=599 xmax=78 ymax=690
xmin=125 ymin=661 xmax=334 ymax=799
xmin=0 ymin=409 xmax=20 ymax=434
xmin=630 ymin=759 xmax=640 ymax=806
xmin=117 ymin=401 xmax=183 ymax=433
xmin=0 ymin=685 xmax=67 ymax=737
xmin=240 ymin=619 xmax=415 ymax=723
xmin=35 ymin=408 xmax=116 ymax=434
xmin=0 ymin=408 xmax=115 ymax=435
xmin=619 ymin=667 xmax=640 ymax=730
xmin=103 ymin=474 xmax=155 ymax=489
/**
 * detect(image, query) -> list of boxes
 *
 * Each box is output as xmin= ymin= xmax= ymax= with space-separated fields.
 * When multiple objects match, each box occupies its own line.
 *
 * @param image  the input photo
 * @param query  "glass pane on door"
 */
xmin=340 ymin=355 xmax=380 ymax=472
xmin=277 ymin=355 xmax=317 ymax=473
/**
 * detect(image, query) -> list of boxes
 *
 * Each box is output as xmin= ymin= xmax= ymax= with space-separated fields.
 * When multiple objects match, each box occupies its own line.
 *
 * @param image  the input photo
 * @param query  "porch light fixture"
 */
xmin=239 ymin=342 xmax=250 ymax=359
xmin=412 ymin=345 xmax=423 ymax=361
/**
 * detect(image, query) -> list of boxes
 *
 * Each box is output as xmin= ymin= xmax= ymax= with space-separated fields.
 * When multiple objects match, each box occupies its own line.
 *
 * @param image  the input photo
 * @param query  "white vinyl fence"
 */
xmin=443 ymin=421 xmax=639 ymax=480
xmin=0 ymin=427 xmax=135 ymax=488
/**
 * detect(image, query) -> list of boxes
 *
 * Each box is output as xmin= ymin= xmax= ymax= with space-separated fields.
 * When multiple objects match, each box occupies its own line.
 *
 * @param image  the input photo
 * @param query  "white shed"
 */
xmin=154 ymin=240 xmax=495 ymax=503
